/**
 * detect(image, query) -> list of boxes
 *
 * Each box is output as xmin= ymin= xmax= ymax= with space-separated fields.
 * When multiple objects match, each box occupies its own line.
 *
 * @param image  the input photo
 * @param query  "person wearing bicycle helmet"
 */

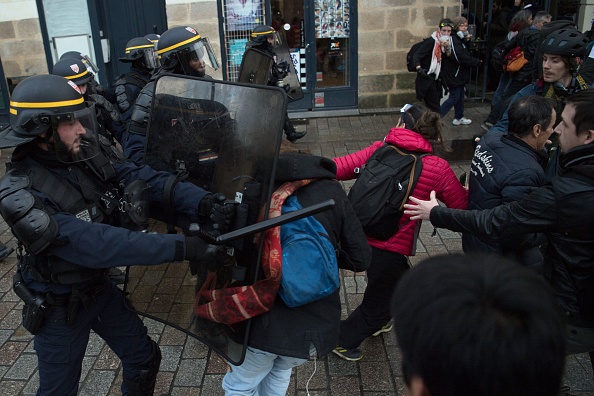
xmin=488 ymin=28 xmax=589 ymax=178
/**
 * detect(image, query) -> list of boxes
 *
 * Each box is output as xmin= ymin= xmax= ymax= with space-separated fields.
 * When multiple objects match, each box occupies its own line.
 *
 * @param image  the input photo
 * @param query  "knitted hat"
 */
xmin=452 ymin=16 xmax=468 ymax=30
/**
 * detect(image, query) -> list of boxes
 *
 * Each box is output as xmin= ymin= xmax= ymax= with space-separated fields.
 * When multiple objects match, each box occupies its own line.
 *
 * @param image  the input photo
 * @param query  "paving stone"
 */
xmin=0 ymin=341 xmax=27 ymax=365
xmin=173 ymin=358 xmax=207 ymax=387
xmin=79 ymin=370 xmax=115 ymax=396
xmin=4 ymin=353 xmax=37 ymax=380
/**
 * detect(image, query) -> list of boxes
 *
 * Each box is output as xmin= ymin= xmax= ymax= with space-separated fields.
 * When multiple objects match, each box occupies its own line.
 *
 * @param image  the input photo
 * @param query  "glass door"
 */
xmin=271 ymin=0 xmax=357 ymax=110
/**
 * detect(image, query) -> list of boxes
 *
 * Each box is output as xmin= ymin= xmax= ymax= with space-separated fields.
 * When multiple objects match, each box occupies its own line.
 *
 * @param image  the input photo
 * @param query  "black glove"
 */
xmin=198 ymin=193 xmax=236 ymax=231
xmin=184 ymin=236 xmax=223 ymax=270
xmin=417 ymin=68 xmax=429 ymax=77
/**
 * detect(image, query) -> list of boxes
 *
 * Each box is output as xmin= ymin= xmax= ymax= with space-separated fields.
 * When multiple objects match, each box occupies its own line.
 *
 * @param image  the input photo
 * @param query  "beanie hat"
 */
xmin=452 ymin=16 xmax=468 ymax=30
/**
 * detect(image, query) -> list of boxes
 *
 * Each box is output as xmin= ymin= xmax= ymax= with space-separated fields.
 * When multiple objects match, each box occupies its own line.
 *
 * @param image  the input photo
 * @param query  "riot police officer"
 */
xmin=59 ymin=51 xmax=107 ymax=96
xmin=0 ymin=74 xmax=234 ymax=395
xmin=245 ymin=25 xmax=306 ymax=142
xmin=124 ymin=25 xmax=220 ymax=164
xmin=52 ymin=57 xmax=127 ymax=145
xmin=113 ymin=37 xmax=159 ymax=123
xmin=144 ymin=33 xmax=160 ymax=50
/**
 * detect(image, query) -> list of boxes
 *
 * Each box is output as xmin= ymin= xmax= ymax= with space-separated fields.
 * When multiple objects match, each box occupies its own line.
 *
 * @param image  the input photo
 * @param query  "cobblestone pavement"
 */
xmin=1 ymin=103 xmax=593 ymax=395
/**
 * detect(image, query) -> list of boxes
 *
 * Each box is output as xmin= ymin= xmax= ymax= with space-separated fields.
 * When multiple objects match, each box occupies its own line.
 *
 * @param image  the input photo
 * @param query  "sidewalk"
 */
xmin=1 ymin=104 xmax=593 ymax=395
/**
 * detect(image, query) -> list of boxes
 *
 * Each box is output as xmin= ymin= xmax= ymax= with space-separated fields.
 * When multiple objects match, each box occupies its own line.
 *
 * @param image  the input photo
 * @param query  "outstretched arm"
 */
xmin=404 ymin=190 xmax=439 ymax=221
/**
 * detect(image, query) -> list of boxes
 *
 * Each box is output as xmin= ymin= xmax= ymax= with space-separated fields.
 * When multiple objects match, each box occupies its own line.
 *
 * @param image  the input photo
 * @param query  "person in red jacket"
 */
xmin=332 ymin=103 xmax=468 ymax=361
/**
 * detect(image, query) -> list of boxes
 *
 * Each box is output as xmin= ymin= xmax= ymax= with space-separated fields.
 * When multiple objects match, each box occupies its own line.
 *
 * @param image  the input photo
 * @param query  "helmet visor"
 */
xmin=80 ymin=55 xmax=100 ymax=75
xmin=139 ymin=47 xmax=160 ymax=69
xmin=186 ymin=39 xmax=220 ymax=71
xmin=50 ymin=104 xmax=100 ymax=163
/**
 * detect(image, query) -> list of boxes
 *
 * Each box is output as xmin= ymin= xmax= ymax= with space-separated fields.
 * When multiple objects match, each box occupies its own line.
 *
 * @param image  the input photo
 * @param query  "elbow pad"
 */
xmin=0 ymin=170 xmax=58 ymax=255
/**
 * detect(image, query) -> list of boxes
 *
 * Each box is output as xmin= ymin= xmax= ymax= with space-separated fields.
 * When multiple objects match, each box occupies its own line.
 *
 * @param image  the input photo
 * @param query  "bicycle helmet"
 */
xmin=540 ymin=29 xmax=588 ymax=58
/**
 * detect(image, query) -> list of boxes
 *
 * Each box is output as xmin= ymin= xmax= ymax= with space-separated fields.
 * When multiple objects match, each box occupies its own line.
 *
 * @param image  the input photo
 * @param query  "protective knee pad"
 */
xmin=123 ymin=339 xmax=162 ymax=396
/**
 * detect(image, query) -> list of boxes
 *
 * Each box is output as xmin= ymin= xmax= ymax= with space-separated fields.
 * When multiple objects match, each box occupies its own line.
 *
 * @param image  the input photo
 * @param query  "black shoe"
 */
xmin=332 ymin=345 xmax=363 ymax=361
xmin=0 ymin=245 xmax=14 ymax=262
xmin=286 ymin=130 xmax=307 ymax=143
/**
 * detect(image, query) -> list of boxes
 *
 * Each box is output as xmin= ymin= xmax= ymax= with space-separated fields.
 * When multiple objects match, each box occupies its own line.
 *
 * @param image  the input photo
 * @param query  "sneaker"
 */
xmin=286 ymin=129 xmax=307 ymax=143
xmin=372 ymin=323 xmax=393 ymax=336
xmin=332 ymin=346 xmax=363 ymax=361
xmin=452 ymin=117 xmax=472 ymax=126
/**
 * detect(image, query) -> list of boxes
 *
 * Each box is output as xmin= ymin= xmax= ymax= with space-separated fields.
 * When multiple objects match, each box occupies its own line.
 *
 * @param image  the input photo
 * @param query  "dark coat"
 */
xmin=441 ymin=34 xmax=481 ymax=87
xmin=412 ymin=37 xmax=442 ymax=100
xmin=247 ymin=153 xmax=371 ymax=359
xmin=431 ymin=143 xmax=594 ymax=326
xmin=505 ymin=26 xmax=542 ymax=83
xmin=464 ymin=130 xmax=547 ymax=270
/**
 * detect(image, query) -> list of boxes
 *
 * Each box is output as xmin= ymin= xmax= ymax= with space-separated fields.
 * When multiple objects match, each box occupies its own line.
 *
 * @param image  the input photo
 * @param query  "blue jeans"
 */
xmin=34 ymin=278 xmax=154 ymax=395
xmin=222 ymin=346 xmax=308 ymax=395
xmin=440 ymin=85 xmax=465 ymax=120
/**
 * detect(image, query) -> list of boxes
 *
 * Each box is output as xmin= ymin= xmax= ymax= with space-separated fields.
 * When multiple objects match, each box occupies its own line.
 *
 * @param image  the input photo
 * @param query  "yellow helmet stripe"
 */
xmin=157 ymin=34 xmax=201 ymax=55
xmin=126 ymin=44 xmax=155 ymax=53
xmin=252 ymin=29 xmax=275 ymax=37
xmin=64 ymin=70 xmax=89 ymax=80
xmin=10 ymin=97 xmax=85 ymax=109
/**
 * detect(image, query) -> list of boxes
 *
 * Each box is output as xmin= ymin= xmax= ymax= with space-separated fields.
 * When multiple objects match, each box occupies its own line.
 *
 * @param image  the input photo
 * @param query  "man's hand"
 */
xmin=184 ymin=236 xmax=224 ymax=270
xmin=198 ymin=193 xmax=236 ymax=231
xmin=403 ymin=190 xmax=439 ymax=221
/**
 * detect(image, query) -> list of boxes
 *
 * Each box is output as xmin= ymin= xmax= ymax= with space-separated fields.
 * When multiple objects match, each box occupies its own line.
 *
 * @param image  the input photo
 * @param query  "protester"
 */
xmin=392 ymin=253 xmax=566 ymax=396
xmin=331 ymin=104 xmax=468 ymax=361
xmin=404 ymin=88 xmax=594 ymax=379
xmin=465 ymin=95 xmax=555 ymax=273
xmin=411 ymin=19 xmax=454 ymax=112
xmin=440 ymin=16 xmax=481 ymax=125
xmin=221 ymin=147 xmax=371 ymax=395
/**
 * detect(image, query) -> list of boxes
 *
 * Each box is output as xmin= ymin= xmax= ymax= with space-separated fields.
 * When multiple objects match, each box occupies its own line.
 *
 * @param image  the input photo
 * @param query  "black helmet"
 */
xmin=52 ymin=58 xmax=93 ymax=86
xmin=120 ymin=37 xmax=159 ymax=69
xmin=1 ymin=75 xmax=86 ymax=148
xmin=144 ymin=33 xmax=160 ymax=49
xmin=157 ymin=26 xmax=219 ymax=77
xmin=249 ymin=25 xmax=281 ymax=48
xmin=540 ymin=29 xmax=588 ymax=58
xmin=59 ymin=51 xmax=100 ymax=74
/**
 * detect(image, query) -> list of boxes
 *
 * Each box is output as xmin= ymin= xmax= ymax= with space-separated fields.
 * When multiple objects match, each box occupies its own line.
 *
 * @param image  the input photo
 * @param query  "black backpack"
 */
xmin=490 ymin=40 xmax=508 ymax=71
xmin=348 ymin=145 xmax=426 ymax=240
xmin=406 ymin=39 xmax=430 ymax=72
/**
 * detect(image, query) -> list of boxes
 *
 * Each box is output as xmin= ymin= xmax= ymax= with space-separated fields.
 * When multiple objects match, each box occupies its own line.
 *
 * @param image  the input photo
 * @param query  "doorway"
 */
xmin=271 ymin=0 xmax=358 ymax=110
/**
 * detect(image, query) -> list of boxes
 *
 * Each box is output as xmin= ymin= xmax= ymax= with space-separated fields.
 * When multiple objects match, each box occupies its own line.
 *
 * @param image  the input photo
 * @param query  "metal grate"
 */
xmin=221 ymin=0 xmax=267 ymax=81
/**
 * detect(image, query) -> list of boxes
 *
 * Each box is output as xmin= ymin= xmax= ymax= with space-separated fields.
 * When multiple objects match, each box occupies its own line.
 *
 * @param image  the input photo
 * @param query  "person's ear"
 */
xmin=584 ymin=129 xmax=594 ymax=145
xmin=532 ymin=123 xmax=542 ymax=138
xmin=407 ymin=375 xmax=431 ymax=396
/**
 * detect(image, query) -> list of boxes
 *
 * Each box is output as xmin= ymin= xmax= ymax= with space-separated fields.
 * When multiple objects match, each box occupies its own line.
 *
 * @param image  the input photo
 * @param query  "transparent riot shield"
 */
xmin=237 ymin=48 xmax=274 ymax=86
xmin=125 ymin=75 xmax=287 ymax=365
xmin=274 ymin=31 xmax=304 ymax=103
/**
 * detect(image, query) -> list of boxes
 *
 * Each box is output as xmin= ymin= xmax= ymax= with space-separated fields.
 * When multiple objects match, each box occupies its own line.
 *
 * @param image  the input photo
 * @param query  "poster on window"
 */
xmin=314 ymin=0 xmax=349 ymax=39
xmin=226 ymin=0 xmax=263 ymax=32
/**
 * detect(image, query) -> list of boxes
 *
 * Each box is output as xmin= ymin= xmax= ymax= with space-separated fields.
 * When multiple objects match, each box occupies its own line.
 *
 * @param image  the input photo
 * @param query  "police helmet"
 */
xmin=145 ymin=33 xmax=160 ymax=50
xmin=120 ymin=37 xmax=159 ymax=69
xmin=1 ymin=75 xmax=100 ymax=162
xmin=540 ymin=29 xmax=588 ymax=58
xmin=52 ymin=58 xmax=93 ymax=86
xmin=157 ymin=26 xmax=219 ymax=77
xmin=59 ymin=51 xmax=100 ymax=74
xmin=249 ymin=25 xmax=281 ymax=48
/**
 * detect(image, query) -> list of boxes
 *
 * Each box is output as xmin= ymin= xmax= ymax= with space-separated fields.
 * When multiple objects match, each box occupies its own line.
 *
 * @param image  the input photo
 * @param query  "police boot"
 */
xmin=123 ymin=340 xmax=162 ymax=396
xmin=0 ymin=243 xmax=14 ymax=262
xmin=284 ymin=118 xmax=306 ymax=143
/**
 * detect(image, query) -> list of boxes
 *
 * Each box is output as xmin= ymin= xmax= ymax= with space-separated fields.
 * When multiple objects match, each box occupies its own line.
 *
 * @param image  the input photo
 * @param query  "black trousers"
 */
xmin=338 ymin=247 xmax=409 ymax=349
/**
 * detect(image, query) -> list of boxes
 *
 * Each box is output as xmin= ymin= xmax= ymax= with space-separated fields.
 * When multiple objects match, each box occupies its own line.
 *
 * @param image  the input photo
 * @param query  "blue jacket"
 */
xmin=13 ymin=145 xmax=209 ymax=295
xmin=464 ymin=129 xmax=547 ymax=270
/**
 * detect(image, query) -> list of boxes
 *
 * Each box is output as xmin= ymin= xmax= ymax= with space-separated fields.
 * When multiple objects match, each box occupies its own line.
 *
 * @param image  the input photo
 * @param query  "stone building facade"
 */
xmin=0 ymin=0 xmax=461 ymax=112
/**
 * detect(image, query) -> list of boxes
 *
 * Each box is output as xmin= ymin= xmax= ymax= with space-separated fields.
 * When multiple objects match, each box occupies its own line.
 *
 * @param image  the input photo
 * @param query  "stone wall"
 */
xmin=165 ymin=1 xmax=224 ymax=80
xmin=0 ymin=18 xmax=47 ymax=81
xmin=357 ymin=0 xmax=459 ymax=110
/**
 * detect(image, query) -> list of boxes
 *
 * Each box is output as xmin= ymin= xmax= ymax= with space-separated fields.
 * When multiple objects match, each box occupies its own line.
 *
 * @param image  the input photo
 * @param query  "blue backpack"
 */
xmin=278 ymin=195 xmax=340 ymax=308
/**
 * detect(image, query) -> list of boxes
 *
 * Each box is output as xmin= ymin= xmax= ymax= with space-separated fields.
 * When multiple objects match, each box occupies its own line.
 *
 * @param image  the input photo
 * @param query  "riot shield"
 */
xmin=125 ymin=75 xmax=287 ymax=365
xmin=274 ymin=31 xmax=304 ymax=102
xmin=237 ymin=48 xmax=274 ymax=86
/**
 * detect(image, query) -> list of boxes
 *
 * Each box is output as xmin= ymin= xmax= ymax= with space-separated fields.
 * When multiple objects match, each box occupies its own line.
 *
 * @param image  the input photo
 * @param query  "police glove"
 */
xmin=184 ymin=237 xmax=223 ymax=270
xmin=417 ymin=68 xmax=429 ymax=77
xmin=198 ymin=193 xmax=236 ymax=231
xmin=89 ymin=93 xmax=123 ymax=124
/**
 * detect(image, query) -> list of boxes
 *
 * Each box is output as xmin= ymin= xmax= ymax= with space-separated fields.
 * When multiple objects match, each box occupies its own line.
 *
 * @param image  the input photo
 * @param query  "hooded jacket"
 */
xmin=334 ymin=127 xmax=468 ymax=256
xmin=430 ymin=143 xmax=594 ymax=326
xmin=441 ymin=33 xmax=481 ymax=87
xmin=247 ymin=153 xmax=371 ymax=359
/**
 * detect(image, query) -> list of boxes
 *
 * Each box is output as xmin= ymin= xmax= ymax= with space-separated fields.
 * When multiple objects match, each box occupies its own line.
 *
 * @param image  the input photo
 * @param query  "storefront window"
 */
xmin=314 ymin=0 xmax=349 ymax=88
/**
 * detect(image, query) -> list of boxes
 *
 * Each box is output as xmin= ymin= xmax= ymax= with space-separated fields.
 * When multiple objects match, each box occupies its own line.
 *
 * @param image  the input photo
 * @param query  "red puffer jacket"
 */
xmin=334 ymin=127 xmax=468 ymax=255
